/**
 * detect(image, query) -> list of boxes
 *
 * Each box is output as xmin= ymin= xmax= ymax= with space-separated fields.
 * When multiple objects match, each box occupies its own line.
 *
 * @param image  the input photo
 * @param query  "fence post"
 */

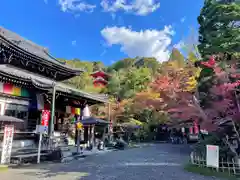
xmin=197 ymin=155 xmax=200 ymax=167
xmin=221 ymin=158 xmax=224 ymax=172
xmin=232 ymin=158 xmax=236 ymax=175
xmin=227 ymin=159 xmax=231 ymax=175
xmin=190 ymin=151 xmax=194 ymax=164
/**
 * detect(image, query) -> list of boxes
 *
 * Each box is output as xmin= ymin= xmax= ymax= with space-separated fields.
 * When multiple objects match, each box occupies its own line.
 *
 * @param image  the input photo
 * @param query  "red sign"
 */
xmin=207 ymin=145 xmax=217 ymax=150
xmin=41 ymin=110 xmax=50 ymax=126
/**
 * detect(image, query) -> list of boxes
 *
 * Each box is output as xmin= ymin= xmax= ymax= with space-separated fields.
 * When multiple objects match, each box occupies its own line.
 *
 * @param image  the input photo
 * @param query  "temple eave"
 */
xmin=90 ymin=70 xmax=110 ymax=77
xmin=0 ymin=27 xmax=84 ymax=78
xmin=0 ymin=64 xmax=108 ymax=105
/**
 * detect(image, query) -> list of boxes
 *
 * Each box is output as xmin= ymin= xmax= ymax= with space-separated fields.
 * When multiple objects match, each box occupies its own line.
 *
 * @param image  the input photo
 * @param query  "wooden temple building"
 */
xmin=0 ymin=26 xmax=109 ymax=148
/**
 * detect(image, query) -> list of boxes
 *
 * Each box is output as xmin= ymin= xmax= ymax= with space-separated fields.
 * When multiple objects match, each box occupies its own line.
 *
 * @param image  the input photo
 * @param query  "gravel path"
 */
xmin=1 ymin=144 xmax=221 ymax=180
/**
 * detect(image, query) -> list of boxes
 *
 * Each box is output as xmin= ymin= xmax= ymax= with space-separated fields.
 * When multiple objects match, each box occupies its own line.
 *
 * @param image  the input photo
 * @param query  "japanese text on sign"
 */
xmin=1 ymin=125 xmax=14 ymax=164
xmin=41 ymin=110 xmax=50 ymax=126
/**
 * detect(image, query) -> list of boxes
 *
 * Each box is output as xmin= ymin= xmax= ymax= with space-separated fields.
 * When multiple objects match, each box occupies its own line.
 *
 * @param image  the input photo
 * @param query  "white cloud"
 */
xmin=174 ymin=40 xmax=185 ymax=50
xmin=180 ymin=17 xmax=186 ymax=23
xmin=72 ymin=40 xmax=77 ymax=46
xmin=101 ymin=25 xmax=174 ymax=62
xmin=58 ymin=0 xmax=96 ymax=13
xmin=100 ymin=0 xmax=160 ymax=16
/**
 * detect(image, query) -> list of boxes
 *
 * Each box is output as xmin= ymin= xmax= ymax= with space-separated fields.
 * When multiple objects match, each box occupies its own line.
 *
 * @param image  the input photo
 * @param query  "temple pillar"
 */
xmin=91 ymin=125 xmax=95 ymax=147
xmin=76 ymin=102 xmax=86 ymax=153
xmin=87 ymin=125 xmax=91 ymax=147
xmin=49 ymin=84 xmax=56 ymax=138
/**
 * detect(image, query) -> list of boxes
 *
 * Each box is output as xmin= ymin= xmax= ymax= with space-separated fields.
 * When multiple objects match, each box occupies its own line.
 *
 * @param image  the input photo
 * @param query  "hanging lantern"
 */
xmin=83 ymin=105 xmax=90 ymax=117
xmin=76 ymin=122 xmax=83 ymax=129
xmin=75 ymin=108 xmax=80 ymax=115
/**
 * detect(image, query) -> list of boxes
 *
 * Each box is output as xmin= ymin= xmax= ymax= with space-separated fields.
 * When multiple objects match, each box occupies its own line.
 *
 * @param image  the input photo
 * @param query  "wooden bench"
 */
xmin=11 ymin=152 xmax=50 ymax=165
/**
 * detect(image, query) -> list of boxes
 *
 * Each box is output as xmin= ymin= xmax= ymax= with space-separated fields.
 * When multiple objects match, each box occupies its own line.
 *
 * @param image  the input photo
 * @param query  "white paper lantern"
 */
xmin=83 ymin=105 xmax=90 ymax=117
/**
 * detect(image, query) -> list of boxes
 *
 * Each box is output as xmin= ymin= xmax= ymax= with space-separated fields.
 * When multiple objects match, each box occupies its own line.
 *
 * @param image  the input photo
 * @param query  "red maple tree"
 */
xmin=151 ymin=56 xmax=240 ymax=132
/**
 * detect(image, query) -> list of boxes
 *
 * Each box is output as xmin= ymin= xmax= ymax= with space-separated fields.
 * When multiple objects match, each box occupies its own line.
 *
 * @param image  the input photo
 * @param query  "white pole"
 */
xmin=76 ymin=129 xmax=80 ymax=153
xmin=37 ymin=133 xmax=42 ymax=164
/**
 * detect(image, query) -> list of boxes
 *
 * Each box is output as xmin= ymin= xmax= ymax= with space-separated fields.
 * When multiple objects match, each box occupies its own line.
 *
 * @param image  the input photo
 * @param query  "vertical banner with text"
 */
xmin=1 ymin=125 xmax=14 ymax=164
xmin=41 ymin=110 xmax=50 ymax=132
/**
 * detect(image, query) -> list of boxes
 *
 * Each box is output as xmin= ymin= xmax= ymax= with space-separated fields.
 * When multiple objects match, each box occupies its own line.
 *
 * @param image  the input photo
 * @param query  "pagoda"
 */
xmin=90 ymin=69 xmax=109 ymax=87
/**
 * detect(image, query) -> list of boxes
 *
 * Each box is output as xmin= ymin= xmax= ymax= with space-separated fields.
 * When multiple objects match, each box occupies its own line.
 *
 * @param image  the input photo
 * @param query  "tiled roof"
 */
xmin=0 ymin=64 xmax=54 ymax=88
xmin=56 ymin=83 xmax=109 ymax=103
xmin=0 ymin=26 xmax=84 ymax=72
xmin=0 ymin=64 xmax=108 ymax=104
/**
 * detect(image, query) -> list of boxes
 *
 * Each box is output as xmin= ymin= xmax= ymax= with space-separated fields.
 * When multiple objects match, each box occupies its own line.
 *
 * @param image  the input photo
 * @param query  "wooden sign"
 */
xmin=1 ymin=125 xmax=14 ymax=164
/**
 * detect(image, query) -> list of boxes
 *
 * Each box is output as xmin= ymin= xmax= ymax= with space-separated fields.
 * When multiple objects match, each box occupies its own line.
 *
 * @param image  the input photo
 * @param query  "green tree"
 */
xmin=106 ymin=67 xmax=152 ymax=100
xmin=137 ymin=57 xmax=160 ymax=75
xmin=107 ymin=58 xmax=135 ymax=72
xmin=93 ymin=61 xmax=105 ymax=71
xmin=61 ymin=59 xmax=103 ymax=93
xmin=106 ymin=70 xmax=123 ymax=98
xmin=198 ymin=0 xmax=240 ymax=58
xmin=168 ymin=48 xmax=185 ymax=68
xmin=124 ymin=67 xmax=152 ymax=93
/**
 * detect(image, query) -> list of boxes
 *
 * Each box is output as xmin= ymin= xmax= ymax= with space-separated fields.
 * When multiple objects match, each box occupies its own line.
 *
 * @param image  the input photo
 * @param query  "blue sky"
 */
xmin=0 ymin=0 xmax=203 ymax=65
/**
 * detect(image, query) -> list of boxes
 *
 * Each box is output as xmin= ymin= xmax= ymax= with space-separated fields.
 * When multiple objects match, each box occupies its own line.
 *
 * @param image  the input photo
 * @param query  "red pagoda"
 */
xmin=90 ymin=70 xmax=109 ymax=87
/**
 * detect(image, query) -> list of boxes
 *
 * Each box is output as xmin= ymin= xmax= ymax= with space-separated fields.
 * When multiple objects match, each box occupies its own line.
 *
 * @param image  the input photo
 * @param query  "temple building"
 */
xmin=0 ymin=26 xmax=109 ymax=148
xmin=90 ymin=70 xmax=109 ymax=87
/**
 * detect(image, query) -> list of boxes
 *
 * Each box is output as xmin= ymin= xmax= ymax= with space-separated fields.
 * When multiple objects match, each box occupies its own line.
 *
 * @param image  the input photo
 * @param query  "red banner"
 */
xmin=41 ymin=110 xmax=50 ymax=126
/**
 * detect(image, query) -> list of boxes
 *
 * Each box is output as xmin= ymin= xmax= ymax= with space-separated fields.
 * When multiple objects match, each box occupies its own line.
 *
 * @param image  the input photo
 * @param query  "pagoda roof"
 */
xmin=0 ymin=26 xmax=84 ymax=79
xmin=0 ymin=64 xmax=108 ymax=105
xmin=93 ymin=77 xmax=108 ymax=82
xmin=90 ymin=70 xmax=110 ymax=77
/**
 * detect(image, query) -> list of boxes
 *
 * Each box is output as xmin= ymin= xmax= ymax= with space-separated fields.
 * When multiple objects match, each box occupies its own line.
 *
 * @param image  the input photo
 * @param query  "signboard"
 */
xmin=206 ymin=145 xmax=219 ymax=168
xmin=1 ymin=125 xmax=14 ymax=164
xmin=36 ymin=125 xmax=48 ymax=134
xmin=41 ymin=110 xmax=50 ymax=127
